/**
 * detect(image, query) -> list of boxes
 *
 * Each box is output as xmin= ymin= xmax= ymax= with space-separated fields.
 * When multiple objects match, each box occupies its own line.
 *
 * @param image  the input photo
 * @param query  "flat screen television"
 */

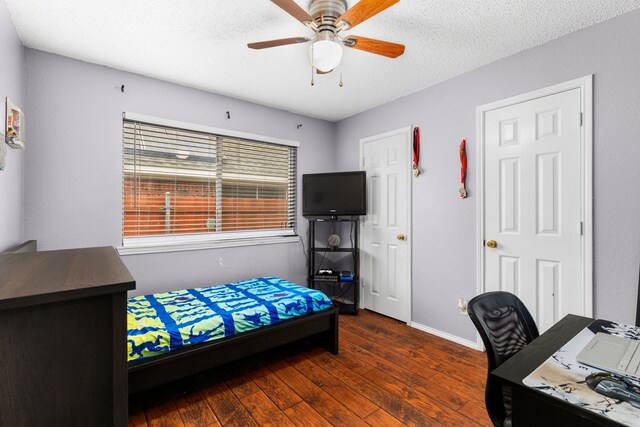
xmin=302 ymin=171 xmax=367 ymax=217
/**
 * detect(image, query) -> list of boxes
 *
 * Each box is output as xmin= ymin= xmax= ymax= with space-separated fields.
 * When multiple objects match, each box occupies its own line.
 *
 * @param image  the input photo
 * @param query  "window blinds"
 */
xmin=123 ymin=119 xmax=296 ymax=240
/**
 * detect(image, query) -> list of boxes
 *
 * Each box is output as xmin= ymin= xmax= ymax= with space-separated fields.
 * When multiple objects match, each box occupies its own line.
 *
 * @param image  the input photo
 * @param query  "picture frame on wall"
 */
xmin=5 ymin=97 xmax=25 ymax=149
xmin=0 ymin=130 xmax=6 ymax=170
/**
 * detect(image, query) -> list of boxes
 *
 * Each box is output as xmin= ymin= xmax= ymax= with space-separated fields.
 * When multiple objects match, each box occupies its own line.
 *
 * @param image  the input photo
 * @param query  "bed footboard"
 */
xmin=128 ymin=307 xmax=339 ymax=394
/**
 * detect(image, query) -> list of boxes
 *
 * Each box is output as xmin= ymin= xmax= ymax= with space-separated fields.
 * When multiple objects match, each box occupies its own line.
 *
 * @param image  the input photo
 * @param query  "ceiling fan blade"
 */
xmin=248 ymin=37 xmax=310 ymax=50
xmin=336 ymin=0 xmax=399 ymax=30
xmin=271 ymin=0 xmax=315 ymax=24
xmin=343 ymin=36 xmax=405 ymax=58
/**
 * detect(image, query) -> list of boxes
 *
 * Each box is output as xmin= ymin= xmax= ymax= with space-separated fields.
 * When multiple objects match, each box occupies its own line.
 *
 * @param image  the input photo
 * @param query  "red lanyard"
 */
xmin=413 ymin=127 xmax=420 ymax=176
xmin=459 ymin=139 xmax=468 ymax=198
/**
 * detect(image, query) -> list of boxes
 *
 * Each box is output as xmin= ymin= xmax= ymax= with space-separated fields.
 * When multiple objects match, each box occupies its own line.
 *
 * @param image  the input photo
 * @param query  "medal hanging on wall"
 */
xmin=459 ymin=139 xmax=468 ymax=199
xmin=413 ymin=127 xmax=420 ymax=177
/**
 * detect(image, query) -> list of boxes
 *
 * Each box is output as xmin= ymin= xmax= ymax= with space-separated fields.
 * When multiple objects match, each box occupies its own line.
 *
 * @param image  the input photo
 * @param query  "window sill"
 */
xmin=117 ymin=234 xmax=300 ymax=256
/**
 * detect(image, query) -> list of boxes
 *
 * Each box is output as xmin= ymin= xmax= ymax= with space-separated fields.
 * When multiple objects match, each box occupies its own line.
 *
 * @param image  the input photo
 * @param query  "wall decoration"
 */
xmin=459 ymin=139 xmax=468 ymax=198
xmin=5 ymin=98 xmax=25 ymax=149
xmin=412 ymin=127 xmax=421 ymax=177
xmin=0 ymin=130 xmax=6 ymax=170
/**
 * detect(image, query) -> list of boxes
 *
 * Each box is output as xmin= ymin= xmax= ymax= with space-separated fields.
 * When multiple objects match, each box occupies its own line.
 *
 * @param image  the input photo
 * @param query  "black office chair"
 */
xmin=467 ymin=291 xmax=540 ymax=427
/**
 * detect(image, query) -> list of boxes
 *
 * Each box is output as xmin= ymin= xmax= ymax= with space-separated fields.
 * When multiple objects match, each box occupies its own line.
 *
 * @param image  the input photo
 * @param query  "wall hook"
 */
xmin=297 ymin=124 xmax=303 ymax=129
xmin=121 ymin=85 xmax=125 ymax=93
xmin=226 ymin=111 xmax=231 ymax=119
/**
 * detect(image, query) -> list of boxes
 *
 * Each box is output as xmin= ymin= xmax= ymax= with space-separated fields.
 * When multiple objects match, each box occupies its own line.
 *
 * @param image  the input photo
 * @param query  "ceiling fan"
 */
xmin=248 ymin=0 xmax=405 ymax=74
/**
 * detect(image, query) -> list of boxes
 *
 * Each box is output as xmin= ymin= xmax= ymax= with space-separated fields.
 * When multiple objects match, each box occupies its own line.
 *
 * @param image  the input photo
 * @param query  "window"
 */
xmin=121 ymin=114 xmax=297 ymax=253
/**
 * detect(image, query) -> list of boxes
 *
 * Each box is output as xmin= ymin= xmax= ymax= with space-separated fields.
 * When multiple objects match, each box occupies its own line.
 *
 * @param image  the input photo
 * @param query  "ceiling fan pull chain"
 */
xmin=339 ymin=70 xmax=344 ymax=87
xmin=310 ymin=44 xmax=316 ymax=86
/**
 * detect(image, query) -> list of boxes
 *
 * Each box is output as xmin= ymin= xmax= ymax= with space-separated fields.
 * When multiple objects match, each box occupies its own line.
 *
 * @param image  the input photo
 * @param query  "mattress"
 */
xmin=127 ymin=276 xmax=333 ymax=362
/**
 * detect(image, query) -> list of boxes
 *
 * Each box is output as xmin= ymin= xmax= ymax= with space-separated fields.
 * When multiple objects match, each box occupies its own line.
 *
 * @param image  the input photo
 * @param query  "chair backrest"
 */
xmin=467 ymin=291 xmax=539 ymax=426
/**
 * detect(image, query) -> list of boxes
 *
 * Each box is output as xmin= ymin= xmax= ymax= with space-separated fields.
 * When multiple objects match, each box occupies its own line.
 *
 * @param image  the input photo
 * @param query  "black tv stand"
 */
xmin=307 ymin=217 xmax=359 ymax=315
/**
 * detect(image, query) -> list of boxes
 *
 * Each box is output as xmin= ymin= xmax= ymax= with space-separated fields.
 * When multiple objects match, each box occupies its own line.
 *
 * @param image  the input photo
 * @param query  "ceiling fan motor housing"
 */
xmin=309 ymin=0 xmax=347 ymax=39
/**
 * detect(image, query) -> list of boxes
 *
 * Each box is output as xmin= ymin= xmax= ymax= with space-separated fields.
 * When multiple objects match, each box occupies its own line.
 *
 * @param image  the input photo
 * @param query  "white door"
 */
xmin=483 ymin=88 xmax=584 ymax=333
xmin=360 ymin=127 xmax=411 ymax=322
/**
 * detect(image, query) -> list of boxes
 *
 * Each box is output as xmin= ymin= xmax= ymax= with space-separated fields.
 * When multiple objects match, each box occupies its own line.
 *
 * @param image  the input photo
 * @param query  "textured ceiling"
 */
xmin=6 ymin=0 xmax=640 ymax=121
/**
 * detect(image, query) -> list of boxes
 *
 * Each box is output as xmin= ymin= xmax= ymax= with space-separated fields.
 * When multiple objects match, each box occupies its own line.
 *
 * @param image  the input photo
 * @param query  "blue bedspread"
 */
xmin=127 ymin=276 xmax=333 ymax=362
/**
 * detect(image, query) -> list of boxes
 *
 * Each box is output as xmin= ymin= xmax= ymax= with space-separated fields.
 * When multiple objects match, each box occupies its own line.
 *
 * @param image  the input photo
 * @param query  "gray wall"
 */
xmin=335 ymin=9 xmax=640 ymax=340
xmin=17 ymin=8 xmax=640 ymax=342
xmin=0 ymin=1 xmax=24 ymax=250
xmin=23 ymin=49 xmax=335 ymax=295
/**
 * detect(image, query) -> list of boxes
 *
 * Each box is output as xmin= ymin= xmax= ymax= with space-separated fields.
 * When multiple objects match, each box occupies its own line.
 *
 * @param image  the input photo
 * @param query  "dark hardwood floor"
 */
xmin=129 ymin=310 xmax=491 ymax=426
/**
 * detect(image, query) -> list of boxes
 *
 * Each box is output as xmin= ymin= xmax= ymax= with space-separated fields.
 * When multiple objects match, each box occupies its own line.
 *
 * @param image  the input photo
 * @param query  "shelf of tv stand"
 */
xmin=331 ymin=299 xmax=357 ymax=315
xmin=309 ymin=248 xmax=358 ymax=253
xmin=312 ymin=276 xmax=358 ymax=284
xmin=308 ymin=217 xmax=359 ymax=223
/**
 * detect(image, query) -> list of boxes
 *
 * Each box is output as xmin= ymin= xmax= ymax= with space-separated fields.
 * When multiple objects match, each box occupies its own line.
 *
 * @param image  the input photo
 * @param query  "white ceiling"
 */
xmin=6 ymin=0 xmax=640 ymax=122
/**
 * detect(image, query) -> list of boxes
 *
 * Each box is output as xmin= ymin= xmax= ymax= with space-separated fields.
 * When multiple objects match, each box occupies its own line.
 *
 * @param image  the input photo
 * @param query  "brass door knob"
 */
xmin=397 ymin=234 xmax=406 ymax=241
xmin=486 ymin=240 xmax=497 ymax=248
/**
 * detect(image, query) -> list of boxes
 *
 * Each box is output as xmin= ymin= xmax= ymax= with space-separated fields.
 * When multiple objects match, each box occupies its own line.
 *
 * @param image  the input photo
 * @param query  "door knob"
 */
xmin=486 ymin=240 xmax=497 ymax=248
xmin=397 ymin=234 xmax=406 ymax=241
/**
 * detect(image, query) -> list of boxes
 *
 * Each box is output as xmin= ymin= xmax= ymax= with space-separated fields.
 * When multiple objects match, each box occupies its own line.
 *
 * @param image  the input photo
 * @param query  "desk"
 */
xmin=492 ymin=314 xmax=629 ymax=427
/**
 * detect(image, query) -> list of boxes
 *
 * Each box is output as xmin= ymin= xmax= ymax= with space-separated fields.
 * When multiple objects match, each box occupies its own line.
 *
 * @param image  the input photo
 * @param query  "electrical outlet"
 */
xmin=457 ymin=297 xmax=468 ymax=315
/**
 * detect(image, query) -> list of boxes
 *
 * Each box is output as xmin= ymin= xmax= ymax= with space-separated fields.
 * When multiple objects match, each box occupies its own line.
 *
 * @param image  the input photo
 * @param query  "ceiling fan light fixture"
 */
xmin=309 ymin=39 xmax=343 ymax=73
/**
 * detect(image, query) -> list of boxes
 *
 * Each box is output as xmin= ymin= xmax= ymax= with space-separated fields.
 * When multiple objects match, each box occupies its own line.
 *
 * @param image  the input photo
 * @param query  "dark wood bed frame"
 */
xmin=3 ymin=241 xmax=339 ymax=395
xmin=128 ymin=306 xmax=339 ymax=393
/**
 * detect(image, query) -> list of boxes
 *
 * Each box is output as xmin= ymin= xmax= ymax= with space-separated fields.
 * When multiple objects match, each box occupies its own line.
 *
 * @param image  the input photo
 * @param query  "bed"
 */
xmin=127 ymin=276 xmax=339 ymax=393
xmin=2 ymin=242 xmax=337 ymax=394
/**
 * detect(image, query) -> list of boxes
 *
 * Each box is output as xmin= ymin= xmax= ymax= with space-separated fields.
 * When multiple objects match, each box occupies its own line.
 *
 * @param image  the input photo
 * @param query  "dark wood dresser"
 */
xmin=0 ymin=246 xmax=135 ymax=426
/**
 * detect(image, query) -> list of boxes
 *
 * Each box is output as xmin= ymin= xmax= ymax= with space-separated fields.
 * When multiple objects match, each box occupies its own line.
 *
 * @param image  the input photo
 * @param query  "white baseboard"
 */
xmin=410 ymin=321 xmax=481 ymax=350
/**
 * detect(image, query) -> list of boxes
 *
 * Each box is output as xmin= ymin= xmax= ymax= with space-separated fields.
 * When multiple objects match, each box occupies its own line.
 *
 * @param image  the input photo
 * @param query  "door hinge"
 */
xmin=580 ymin=221 xmax=584 ymax=236
xmin=579 ymin=112 xmax=583 ymax=127
xmin=483 ymin=240 xmax=486 ymax=247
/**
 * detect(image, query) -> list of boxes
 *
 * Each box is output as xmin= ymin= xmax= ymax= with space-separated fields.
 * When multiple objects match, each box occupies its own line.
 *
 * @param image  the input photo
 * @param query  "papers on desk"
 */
xmin=523 ymin=319 xmax=640 ymax=426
